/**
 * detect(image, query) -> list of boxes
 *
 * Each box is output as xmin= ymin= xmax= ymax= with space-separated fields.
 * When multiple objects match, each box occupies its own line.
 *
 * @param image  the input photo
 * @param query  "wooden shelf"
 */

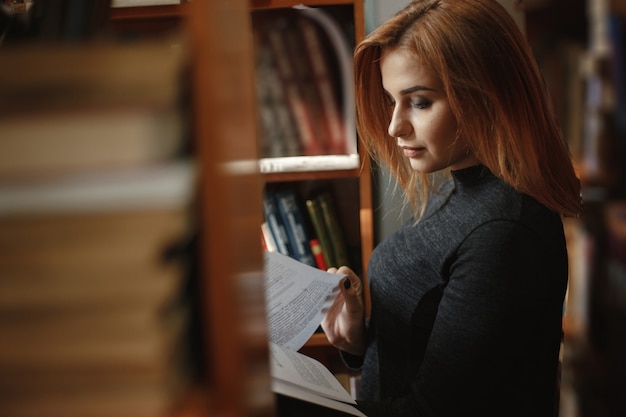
xmin=109 ymin=4 xmax=189 ymax=38
xmin=306 ymin=332 xmax=331 ymax=346
xmin=251 ymin=0 xmax=358 ymax=9
xmin=264 ymin=168 xmax=362 ymax=183
xmin=110 ymin=4 xmax=189 ymax=20
xmin=1 ymin=1 xmax=368 ymax=416
xmin=251 ymin=0 xmax=372 ymax=319
xmin=109 ymin=0 xmax=370 ymax=410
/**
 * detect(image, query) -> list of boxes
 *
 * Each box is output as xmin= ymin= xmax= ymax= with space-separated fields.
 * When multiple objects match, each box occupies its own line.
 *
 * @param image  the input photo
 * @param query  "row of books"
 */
xmin=252 ymin=6 xmax=360 ymax=174
xmin=0 ymin=40 xmax=195 ymax=417
xmin=262 ymin=188 xmax=350 ymax=271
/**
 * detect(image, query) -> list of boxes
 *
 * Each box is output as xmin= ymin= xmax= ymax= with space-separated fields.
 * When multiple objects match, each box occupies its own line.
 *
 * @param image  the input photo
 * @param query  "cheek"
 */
xmin=438 ymin=108 xmax=458 ymax=136
xmin=425 ymin=112 xmax=458 ymax=148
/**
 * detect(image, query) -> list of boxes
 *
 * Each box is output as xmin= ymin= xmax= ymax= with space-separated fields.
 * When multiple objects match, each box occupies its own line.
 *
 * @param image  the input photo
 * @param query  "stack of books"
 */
xmin=0 ymin=39 xmax=196 ymax=417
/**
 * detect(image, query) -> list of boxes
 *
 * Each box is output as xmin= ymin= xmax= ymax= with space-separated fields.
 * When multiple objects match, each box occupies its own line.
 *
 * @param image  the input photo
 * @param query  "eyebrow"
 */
xmin=382 ymin=85 xmax=436 ymax=97
xmin=399 ymin=85 xmax=436 ymax=95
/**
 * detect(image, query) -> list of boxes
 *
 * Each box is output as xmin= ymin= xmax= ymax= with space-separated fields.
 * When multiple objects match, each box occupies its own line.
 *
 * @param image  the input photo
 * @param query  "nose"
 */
xmin=387 ymin=108 xmax=410 ymax=139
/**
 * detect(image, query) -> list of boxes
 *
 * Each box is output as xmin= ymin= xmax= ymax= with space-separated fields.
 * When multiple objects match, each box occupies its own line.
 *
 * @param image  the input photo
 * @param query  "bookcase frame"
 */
xmin=186 ymin=2 xmax=272 ymax=417
xmin=248 ymin=0 xmax=373 ymax=363
xmin=249 ymin=0 xmax=372 ymax=294
xmin=111 ymin=0 xmax=371 ymax=414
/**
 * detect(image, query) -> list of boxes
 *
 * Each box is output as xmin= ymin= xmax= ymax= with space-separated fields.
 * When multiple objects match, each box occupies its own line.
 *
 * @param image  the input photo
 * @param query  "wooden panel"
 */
xmin=350 ymin=0 xmax=373 ymax=316
xmin=110 ymin=4 xmax=189 ymax=20
xmin=187 ymin=1 xmax=273 ymax=416
xmin=251 ymin=0 xmax=356 ymax=9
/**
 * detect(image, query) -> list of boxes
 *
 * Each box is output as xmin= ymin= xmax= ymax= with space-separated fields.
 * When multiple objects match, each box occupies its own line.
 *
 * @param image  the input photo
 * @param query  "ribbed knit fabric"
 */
xmin=355 ymin=165 xmax=567 ymax=417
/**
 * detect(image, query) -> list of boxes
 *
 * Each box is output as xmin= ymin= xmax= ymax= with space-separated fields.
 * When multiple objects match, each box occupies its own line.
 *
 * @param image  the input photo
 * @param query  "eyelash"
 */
xmin=411 ymin=99 xmax=431 ymax=109
xmin=386 ymin=98 xmax=432 ymax=109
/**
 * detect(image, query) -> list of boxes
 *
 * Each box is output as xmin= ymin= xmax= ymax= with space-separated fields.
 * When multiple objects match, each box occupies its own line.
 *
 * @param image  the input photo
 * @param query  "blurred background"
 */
xmin=0 ymin=1 xmax=624 ymax=417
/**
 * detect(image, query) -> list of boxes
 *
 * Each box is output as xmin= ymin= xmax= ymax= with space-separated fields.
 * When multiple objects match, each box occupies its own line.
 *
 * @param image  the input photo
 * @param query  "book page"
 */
xmin=273 ymin=380 xmax=367 ymax=417
xmin=270 ymin=342 xmax=354 ymax=404
xmin=271 ymin=344 xmax=367 ymax=417
xmin=264 ymin=251 xmax=345 ymax=351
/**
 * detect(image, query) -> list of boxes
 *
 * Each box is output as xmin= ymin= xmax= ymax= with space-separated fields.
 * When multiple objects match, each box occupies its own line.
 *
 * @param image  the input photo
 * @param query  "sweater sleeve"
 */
xmin=356 ymin=219 xmax=564 ymax=417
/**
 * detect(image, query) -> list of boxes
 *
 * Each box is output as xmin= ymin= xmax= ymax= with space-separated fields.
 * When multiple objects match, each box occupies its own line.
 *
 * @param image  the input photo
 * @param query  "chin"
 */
xmin=408 ymin=159 xmax=438 ymax=173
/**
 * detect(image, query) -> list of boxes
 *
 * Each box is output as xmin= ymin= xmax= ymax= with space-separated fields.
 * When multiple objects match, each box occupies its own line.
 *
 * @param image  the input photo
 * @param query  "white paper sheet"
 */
xmin=264 ymin=251 xmax=367 ymax=416
xmin=269 ymin=342 xmax=355 ymax=404
xmin=264 ymin=251 xmax=345 ymax=351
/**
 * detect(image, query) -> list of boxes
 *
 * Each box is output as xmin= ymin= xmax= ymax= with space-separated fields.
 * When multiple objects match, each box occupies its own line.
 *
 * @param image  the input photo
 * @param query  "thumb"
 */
xmin=338 ymin=270 xmax=365 ymax=321
xmin=342 ymin=275 xmax=356 ymax=291
xmin=337 ymin=267 xmax=362 ymax=299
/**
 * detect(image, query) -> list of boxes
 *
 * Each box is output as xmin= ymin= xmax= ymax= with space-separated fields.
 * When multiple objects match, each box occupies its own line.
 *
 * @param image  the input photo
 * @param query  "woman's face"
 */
xmin=380 ymin=47 xmax=478 ymax=173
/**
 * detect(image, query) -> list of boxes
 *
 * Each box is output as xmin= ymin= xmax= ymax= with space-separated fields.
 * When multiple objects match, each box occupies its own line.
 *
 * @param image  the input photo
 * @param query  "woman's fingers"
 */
xmin=321 ymin=266 xmax=366 ymax=355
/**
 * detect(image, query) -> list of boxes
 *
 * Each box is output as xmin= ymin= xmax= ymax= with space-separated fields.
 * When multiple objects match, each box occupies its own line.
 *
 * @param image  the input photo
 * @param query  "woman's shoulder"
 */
xmin=451 ymin=166 xmax=522 ymax=216
xmin=449 ymin=166 xmax=561 ymax=234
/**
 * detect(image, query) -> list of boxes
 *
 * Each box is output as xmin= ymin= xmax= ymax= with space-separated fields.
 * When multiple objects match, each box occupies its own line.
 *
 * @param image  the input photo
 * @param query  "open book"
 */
xmin=264 ymin=251 xmax=367 ymax=417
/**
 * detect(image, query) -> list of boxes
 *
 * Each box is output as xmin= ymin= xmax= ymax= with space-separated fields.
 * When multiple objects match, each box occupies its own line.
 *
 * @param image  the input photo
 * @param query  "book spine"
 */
xmin=260 ymin=25 xmax=302 ymax=157
xmin=265 ymin=19 xmax=324 ymax=156
xmin=317 ymin=192 xmax=350 ymax=268
xmin=252 ymin=24 xmax=301 ymax=158
xmin=297 ymin=16 xmax=346 ymax=155
xmin=261 ymin=221 xmax=277 ymax=252
xmin=252 ymin=31 xmax=288 ymax=159
xmin=275 ymin=189 xmax=316 ymax=267
xmin=310 ymin=239 xmax=327 ymax=270
xmin=282 ymin=19 xmax=328 ymax=155
xmin=305 ymin=197 xmax=334 ymax=268
xmin=263 ymin=192 xmax=293 ymax=257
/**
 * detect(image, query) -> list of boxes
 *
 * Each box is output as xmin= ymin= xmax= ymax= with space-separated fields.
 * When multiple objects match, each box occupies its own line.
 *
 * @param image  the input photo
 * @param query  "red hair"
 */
xmin=354 ymin=0 xmax=582 ymax=219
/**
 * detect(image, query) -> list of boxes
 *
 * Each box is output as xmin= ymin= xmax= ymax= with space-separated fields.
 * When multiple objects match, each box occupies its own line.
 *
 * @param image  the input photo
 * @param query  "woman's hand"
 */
xmin=321 ymin=266 xmax=366 ymax=356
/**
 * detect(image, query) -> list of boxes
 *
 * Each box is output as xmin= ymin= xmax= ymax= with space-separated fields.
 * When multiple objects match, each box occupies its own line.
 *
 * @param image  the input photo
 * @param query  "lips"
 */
xmin=401 ymin=146 xmax=424 ymax=158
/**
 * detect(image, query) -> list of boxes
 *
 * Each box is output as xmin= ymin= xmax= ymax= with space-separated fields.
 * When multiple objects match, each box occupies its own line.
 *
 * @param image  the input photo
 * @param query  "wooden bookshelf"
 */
xmin=109 ymin=4 xmax=188 ymax=19
xmin=0 ymin=1 xmax=270 ymax=417
xmin=526 ymin=2 xmax=626 ymax=417
xmin=2 ymin=1 xmax=370 ymax=415
xmin=250 ymin=0 xmax=373 ymax=323
xmin=119 ymin=0 xmax=373 ymax=408
xmin=186 ymin=2 xmax=274 ymax=416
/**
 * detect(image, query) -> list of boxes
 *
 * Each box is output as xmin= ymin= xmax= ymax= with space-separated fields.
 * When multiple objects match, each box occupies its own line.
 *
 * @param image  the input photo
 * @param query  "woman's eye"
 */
xmin=411 ymin=99 xmax=431 ymax=109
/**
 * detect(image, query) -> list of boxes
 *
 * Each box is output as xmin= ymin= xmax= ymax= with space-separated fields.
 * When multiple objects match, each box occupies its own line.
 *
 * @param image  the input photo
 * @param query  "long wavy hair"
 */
xmin=354 ymin=0 xmax=582 ymax=220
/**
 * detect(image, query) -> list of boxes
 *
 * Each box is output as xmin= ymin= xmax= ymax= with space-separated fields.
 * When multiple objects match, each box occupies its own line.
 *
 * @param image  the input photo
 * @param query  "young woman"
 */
xmin=321 ymin=1 xmax=583 ymax=416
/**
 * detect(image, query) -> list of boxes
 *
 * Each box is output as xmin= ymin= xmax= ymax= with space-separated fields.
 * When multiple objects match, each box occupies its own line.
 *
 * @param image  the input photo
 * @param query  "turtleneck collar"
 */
xmin=450 ymin=164 xmax=492 ymax=184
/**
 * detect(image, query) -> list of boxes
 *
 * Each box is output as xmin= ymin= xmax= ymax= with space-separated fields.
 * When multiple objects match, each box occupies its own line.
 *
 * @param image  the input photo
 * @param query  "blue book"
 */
xmin=263 ymin=191 xmax=294 ymax=257
xmin=274 ymin=189 xmax=317 ymax=267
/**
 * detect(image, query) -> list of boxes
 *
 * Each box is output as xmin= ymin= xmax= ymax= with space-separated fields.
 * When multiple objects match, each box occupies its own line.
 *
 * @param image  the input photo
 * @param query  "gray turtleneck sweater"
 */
xmin=355 ymin=165 xmax=567 ymax=417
